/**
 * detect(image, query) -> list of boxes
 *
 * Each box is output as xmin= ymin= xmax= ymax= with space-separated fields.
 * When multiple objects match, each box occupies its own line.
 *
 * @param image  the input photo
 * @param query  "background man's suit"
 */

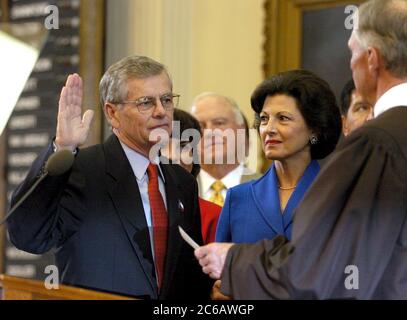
xmin=7 ymin=135 xmax=211 ymax=299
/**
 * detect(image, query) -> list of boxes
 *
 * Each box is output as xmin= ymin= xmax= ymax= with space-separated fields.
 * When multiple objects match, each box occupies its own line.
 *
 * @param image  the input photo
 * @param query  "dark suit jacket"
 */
xmin=221 ymin=107 xmax=407 ymax=299
xmin=7 ymin=135 xmax=211 ymax=300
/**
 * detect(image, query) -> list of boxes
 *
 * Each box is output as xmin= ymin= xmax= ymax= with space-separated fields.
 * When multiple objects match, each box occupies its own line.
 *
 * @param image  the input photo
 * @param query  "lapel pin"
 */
xmin=178 ymin=200 xmax=184 ymax=213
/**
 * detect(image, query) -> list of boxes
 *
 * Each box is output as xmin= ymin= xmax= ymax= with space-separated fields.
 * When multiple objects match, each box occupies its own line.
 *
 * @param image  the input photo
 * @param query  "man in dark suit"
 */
xmin=7 ymin=55 xmax=211 ymax=299
xmin=195 ymin=0 xmax=407 ymax=299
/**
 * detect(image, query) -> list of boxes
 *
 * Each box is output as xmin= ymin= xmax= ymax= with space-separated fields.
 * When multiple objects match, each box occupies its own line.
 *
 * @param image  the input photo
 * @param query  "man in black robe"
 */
xmin=195 ymin=0 xmax=407 ymax=299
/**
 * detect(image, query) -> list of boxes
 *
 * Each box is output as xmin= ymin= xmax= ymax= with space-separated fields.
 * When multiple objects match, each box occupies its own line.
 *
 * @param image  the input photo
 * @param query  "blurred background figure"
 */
xmin=190 ymin=92 xmax=259 ymax=207
xmin=161 ymin=109 xmax=221 ymax=244
xmin=340 ymin=79 xmax=373 ymax=136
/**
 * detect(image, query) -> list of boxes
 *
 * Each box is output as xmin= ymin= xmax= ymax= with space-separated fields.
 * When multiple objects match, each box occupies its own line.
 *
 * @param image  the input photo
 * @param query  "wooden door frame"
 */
xmin=79 ymin=0 xmax=105 ymax=147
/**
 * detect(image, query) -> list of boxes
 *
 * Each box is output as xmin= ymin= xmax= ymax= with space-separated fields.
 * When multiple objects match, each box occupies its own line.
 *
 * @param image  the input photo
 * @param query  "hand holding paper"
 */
xmin=178 ymin=226 xmax=234 ymax=279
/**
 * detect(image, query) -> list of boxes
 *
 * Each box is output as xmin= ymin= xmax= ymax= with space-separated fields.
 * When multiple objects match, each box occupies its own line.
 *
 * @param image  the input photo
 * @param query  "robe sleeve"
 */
xmin=221 ymin=125 xmax=407 ymax=299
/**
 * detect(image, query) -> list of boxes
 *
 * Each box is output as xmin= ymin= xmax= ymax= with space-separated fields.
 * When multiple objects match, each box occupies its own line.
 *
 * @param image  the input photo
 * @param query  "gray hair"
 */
xmin=99 ymin=55 xmax=172 ymax=106
xmin=356 ymin=0 xmax=407 ymax=78
xmin=192 ymin=92 xmax=245 ymax=126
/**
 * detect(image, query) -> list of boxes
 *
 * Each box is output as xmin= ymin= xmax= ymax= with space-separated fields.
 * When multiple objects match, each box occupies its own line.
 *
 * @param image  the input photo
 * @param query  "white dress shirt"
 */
xmin=374 ymin=82 xmax=407 ymax=117
xmin=198 ymin=164 xmax=245 ymax=201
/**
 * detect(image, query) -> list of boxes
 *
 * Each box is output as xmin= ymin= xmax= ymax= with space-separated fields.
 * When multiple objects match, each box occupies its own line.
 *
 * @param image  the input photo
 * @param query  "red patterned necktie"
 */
xmin=147 ymin=163 xmax=168 ymax=291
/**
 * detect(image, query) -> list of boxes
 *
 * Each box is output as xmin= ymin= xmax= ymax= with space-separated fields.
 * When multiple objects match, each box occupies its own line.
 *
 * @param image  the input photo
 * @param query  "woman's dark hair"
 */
xmin=251 ymin=69 xmax=341 ymax=159
xmin=173 ymin=108 xmax=202 ymax=178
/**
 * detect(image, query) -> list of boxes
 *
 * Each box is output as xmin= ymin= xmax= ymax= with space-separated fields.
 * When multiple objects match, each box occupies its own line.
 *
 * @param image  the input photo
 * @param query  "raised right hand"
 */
xmin=55 ymin=73 xmax=94 ymax=151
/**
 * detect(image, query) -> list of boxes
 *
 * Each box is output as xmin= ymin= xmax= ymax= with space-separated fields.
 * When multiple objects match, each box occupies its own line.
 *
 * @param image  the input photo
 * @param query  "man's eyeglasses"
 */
xmin=117 ymin=93 xmax=180 ymax=113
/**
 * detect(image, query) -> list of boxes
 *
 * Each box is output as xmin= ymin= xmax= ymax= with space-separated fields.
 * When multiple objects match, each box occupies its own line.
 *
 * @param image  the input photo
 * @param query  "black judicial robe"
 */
xmin=220 ymin=106 xmax=407 ymax=299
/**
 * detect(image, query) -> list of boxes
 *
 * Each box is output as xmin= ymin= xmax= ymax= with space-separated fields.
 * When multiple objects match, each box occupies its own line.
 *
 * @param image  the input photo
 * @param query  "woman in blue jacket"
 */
xmin=216 ymin=70 xmax=342 ymax=243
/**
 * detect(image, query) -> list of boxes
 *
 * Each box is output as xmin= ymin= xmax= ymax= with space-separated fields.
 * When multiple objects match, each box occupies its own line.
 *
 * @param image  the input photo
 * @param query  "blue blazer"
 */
xmin=215 ymin=160 xmax=320 ymax=243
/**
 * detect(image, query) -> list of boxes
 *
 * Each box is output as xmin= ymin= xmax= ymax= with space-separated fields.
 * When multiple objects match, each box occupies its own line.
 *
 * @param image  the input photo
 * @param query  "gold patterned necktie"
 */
xmin=209 ymin=180 xmax=226 ymax=207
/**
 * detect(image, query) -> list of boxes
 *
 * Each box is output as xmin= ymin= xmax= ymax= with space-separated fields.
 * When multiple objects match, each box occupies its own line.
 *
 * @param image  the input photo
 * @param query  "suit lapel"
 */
xmin=197 ymin=174 xmax=204 ymax=198
xmin=282 ymin=160 xmax=320 ymax=231
xmin=251 ymin=162 xmax=320 ymax=237
xmin=251 ymin=165 xmax=284 ymax=234
xmin=103 ymin=135 xmax=157 ymax=293
xmin=159 ymin=164 xmax=183 ymax=295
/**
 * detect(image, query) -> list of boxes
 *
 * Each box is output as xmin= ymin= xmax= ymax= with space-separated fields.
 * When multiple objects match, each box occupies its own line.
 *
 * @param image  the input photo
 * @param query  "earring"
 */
xmin=310 ymin=136 xmax=318 ymax=145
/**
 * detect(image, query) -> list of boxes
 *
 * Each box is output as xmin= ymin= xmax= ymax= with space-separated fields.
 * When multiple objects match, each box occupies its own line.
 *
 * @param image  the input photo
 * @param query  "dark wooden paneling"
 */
xmin=2 ymin=0 xmax=105 ymax=281
xmin=301 ymin=5 xmax=353 ymax=100
xmin=0 ymin=0 xmax=8 ymax=21
xmin=0 ymin=0 xmax=10 ymax=276
xmin=264 ymin=0 xmax=364 ymax=76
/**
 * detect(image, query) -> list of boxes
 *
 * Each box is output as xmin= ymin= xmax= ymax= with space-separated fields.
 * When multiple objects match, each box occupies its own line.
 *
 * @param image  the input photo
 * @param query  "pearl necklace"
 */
xmin=278 ymin=185 xmax=297 ymax=190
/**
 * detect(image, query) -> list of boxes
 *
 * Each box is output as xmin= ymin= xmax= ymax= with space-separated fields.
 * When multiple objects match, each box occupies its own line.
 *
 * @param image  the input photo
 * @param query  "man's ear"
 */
xmin=342 ymin=115 xmax=349 ymax=137
xmin=367 ymin=47 xmax=380 ymax=74
xmin=104 ymin=102 xmax=120 ymax=129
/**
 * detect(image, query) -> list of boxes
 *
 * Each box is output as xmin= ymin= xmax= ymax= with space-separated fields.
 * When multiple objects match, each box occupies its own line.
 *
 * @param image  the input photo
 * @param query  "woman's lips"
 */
xmin=265 ymin=140 xmax=282 ymax=146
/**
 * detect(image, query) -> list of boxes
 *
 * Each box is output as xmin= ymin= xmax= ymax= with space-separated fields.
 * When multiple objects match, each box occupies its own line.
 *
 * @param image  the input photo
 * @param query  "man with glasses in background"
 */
xmin=7 ymin=55 xmax=212 ymax=300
